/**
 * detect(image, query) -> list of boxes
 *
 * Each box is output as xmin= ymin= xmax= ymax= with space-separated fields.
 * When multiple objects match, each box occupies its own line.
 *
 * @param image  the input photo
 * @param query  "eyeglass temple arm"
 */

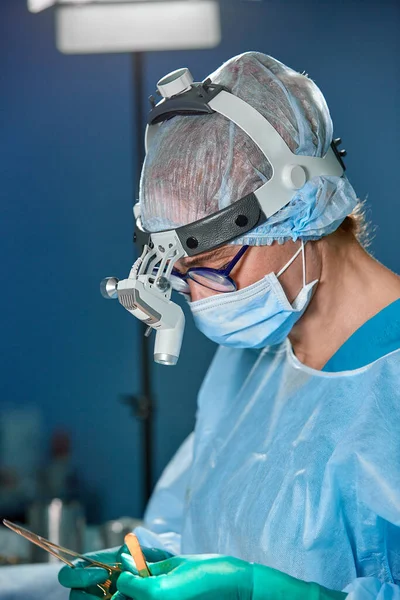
xmin=169 ymin=244 xmax=249 ymax=283
xmin=223 ymin=245 xmax=249 ymax=274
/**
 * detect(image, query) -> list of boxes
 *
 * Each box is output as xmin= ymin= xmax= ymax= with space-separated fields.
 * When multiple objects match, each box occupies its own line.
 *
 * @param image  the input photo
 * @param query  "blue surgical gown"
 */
xmin=136 ymin=302 xmax=400 ymax=600
xmin=3 ymin=303 xmax=400 ymax=600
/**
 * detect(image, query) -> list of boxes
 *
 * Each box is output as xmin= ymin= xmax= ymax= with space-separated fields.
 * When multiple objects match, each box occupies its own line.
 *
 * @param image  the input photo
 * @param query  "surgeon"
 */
xmin=59 ymin=53 xmax=400 ymax=600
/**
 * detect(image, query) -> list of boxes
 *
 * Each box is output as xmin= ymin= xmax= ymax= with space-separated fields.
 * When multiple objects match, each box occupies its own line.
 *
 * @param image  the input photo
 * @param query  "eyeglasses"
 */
xmin=159 ymin=245 xmax=249 ymax=294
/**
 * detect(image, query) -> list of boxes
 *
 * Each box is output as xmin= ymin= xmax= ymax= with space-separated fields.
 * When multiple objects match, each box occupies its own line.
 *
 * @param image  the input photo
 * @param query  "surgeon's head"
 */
xmin=140 ymin=51 xmax=357 ymax=238
xmin=139 ymin=52 xmax=360 ymax=346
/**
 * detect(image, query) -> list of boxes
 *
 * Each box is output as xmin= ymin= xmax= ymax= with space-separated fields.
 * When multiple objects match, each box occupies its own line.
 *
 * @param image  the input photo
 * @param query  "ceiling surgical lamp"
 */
xmin=27 ymin=0 xmax=221 ymax=54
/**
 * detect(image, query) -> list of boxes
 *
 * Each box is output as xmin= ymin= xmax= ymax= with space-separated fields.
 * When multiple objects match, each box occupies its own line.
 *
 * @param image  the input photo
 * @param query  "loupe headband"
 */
xmin=138 ymin=69 xmax=346 ymax=257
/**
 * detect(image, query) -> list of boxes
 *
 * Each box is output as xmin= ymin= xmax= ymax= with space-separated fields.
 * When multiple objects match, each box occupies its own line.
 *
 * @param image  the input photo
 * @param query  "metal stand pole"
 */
xmin=132 ymin=51 xmax=154 ymax=508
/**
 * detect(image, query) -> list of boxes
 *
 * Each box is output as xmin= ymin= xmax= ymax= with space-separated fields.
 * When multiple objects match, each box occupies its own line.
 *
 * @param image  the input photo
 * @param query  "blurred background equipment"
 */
xmin=0 ymin=407 xmax=44 ymax=523
xmin=101 ymin=517 xmax=143 ymax=548
xmin=37 ymin=430 xmax=79 ymax=501
xmin=27 ymin=499 xmax=85 ymax=563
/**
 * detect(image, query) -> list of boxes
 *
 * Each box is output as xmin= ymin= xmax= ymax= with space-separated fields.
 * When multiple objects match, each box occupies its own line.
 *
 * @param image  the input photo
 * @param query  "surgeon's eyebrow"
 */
xmin=179 ymin=247 xmax=233 ymax=270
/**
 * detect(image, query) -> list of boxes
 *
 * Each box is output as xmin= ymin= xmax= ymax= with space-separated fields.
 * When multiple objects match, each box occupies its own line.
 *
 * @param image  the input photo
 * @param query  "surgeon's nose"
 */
xmin=189 ymin=280 xmax=219 ymax=302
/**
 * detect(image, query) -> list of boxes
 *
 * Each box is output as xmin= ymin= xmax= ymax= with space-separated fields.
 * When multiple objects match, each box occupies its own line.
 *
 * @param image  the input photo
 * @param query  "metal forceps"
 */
xmin=2 ymin=519 xmax=121 ymax=599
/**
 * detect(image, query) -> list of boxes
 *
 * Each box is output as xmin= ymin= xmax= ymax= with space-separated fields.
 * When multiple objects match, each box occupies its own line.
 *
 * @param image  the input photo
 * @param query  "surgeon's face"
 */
xmin=175 ymin=239 xmax=313 ymax=303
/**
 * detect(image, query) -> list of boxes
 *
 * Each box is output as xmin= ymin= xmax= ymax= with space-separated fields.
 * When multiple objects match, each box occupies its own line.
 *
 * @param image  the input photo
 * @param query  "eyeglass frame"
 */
xmin=170 ymin=245 xmax=249 ymax=293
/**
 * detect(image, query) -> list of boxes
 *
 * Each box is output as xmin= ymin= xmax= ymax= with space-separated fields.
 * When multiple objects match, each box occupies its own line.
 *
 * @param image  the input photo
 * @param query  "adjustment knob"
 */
xmin=157 ymin=68 xmax=194 ymax=99
xmin=100 ymin=277 xmax=119 ymax=299
xmin=282 ymin=165 xmax=307 ymax=190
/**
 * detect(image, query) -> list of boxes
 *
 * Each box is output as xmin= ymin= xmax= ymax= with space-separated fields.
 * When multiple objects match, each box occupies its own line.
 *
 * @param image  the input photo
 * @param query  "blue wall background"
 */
xmin=1 ymin=0 xmax=399 ymax=522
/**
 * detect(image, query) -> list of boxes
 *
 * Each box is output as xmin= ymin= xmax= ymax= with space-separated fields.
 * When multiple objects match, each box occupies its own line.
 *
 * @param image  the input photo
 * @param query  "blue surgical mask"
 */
xmin=189 ymin=242 xmax=317 ymax=349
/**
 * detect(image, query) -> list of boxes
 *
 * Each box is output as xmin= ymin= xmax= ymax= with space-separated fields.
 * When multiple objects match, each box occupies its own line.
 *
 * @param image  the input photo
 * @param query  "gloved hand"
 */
xmin=114 ymin=553 xmax=348 ymax=600
xmin=58 ymin=544 xmax=173 ymax=600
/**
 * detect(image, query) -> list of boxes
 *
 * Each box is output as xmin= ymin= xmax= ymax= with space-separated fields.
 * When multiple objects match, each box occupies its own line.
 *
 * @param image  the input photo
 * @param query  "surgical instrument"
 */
xmin=125 ymin=532 xmax=151 ymax=577
xmin=2 ymin=519 xmax=121 ymax=599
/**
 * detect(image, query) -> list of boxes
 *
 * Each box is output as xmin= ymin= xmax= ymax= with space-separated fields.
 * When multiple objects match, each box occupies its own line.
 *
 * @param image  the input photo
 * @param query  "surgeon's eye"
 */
xmin=220 ymin=261 xmax=231 ymax=270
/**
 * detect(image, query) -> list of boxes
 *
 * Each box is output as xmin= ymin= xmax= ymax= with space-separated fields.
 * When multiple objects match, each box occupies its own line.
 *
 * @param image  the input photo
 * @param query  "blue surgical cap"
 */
xmin=139 ymin=52 xmax=358 ymax=246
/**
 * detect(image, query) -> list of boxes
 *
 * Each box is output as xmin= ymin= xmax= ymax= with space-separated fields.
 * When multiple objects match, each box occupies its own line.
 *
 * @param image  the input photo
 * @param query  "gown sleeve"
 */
xmin=134 ymin=432 xmax=194 ymax=556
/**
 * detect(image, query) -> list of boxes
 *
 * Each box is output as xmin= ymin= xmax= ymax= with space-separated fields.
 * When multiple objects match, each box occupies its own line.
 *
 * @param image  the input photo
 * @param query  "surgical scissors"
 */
xmin=2 ymin=519 xmax=122 ymax=599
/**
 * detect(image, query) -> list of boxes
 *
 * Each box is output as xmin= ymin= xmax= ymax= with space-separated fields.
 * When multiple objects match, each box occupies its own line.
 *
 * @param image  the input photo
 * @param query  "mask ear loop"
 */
xmin=276 ymin=240 xmax=307 ymax=288
xmin=277 ymin=242 xmax=303 ymax=278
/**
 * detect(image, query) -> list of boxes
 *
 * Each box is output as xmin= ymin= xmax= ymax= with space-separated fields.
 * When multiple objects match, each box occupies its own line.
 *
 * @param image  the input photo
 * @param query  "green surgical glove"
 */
xmin=58 ymin=544 xmax=173 ymax=600
xmin=115 ymin=553 xmax=347 ymax=600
